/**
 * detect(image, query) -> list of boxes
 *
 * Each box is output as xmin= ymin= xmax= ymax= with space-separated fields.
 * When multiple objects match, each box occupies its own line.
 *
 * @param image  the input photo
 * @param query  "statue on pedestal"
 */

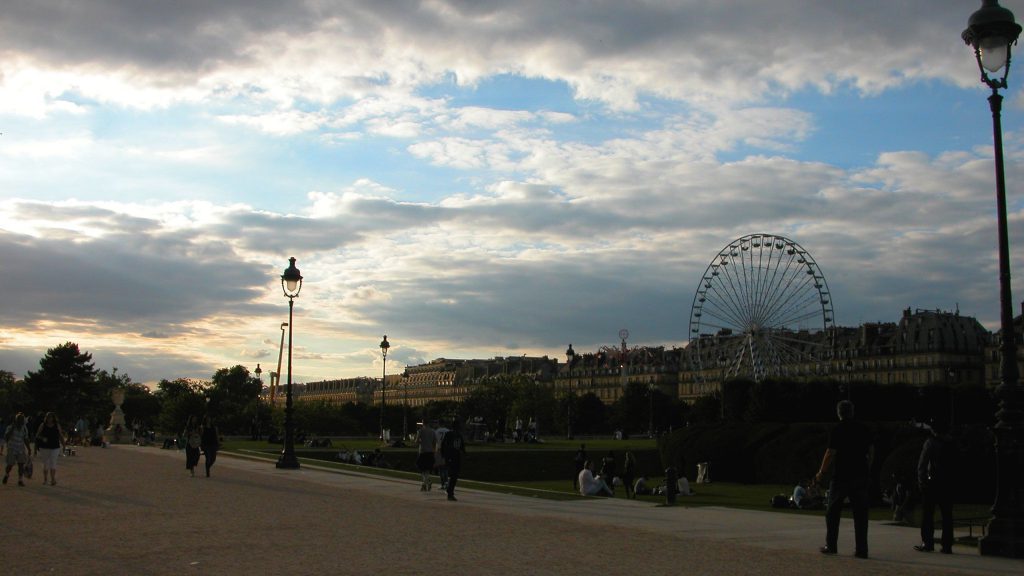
xmin=105 ymin=387 xmax=129 ymax=444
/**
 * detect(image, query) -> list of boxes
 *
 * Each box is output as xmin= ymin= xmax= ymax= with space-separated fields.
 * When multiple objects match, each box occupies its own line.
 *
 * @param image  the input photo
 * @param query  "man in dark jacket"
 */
xmin=815 ymin=400 xmax=873 ymax=559
xmin=914 ymin=419 xmax=955 ymax=554
xmin=440 ymin=418 xmax=466 ymax=501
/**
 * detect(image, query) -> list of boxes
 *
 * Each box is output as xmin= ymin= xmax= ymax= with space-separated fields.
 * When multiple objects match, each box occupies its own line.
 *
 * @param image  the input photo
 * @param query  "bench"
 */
xmin=954 ymin=516 xmax=989 ymax=539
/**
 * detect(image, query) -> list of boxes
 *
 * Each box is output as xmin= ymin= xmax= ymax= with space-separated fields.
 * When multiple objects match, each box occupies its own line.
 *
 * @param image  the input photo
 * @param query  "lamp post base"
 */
xmin=980 ymin=517 xmax=1024 ymax=557
xmin=276 ymin=451 xmax=300 ymax=470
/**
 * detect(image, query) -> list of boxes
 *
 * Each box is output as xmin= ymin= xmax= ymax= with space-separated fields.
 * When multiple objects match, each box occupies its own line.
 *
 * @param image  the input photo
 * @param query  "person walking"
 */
xmin=440 ymin=418 xmax=466 ymax=501
xmin=200 ymin=416 xmax=221 ymax=478
xmin=3 ymin=413 xmax=32 ymax=486
xmin=815 ymin=400 xmax=873 ymax=559
xmin=34 ymin=412 xmax=66 ymax=486
xmin=622 ymin=451 xmax=637 ymax=499
xmin=434 ymin=421 xmax=450 ymax=490
xmin=415 ymin=420 xmax=436 ymax=491
xmin=914 ymin=419 xmax=955 ymax=554
xmin=183 ymin=417 xmax=202 ymax=478
xmin=572 ymin=443 xmax=587 ymax=492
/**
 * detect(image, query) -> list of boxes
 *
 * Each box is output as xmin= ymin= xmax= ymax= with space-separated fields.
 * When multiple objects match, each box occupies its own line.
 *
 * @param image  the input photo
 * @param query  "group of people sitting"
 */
xmin=577 ymin=461 xmax=697 ymax=498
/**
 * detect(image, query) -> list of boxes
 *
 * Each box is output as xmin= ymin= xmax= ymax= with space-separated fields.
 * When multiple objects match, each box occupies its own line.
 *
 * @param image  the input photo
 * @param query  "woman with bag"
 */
xmin=183 ymin=416 xmax=202 ymax=477
xmin=35 ymin=412 xmax=66 ymax=486
xmin=3 ymin=412 xmax=32 ymax=486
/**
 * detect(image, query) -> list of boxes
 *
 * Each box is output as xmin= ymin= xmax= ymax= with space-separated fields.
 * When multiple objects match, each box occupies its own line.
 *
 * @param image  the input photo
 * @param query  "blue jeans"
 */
xmin=825 ymin=477 xmax=869 ymax=555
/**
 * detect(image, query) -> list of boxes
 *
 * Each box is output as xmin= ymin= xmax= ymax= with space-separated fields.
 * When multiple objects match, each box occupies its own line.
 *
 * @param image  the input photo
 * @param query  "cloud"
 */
xmin=1 ymin=1 xmax=1020 ymax=386
xmin=0 ymin=1 xmax=978 ymax=117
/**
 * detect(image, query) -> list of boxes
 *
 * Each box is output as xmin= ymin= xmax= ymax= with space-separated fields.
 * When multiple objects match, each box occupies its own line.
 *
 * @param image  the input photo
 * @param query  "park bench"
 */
xmin=954 ymin=517 xmax=989 ymax=540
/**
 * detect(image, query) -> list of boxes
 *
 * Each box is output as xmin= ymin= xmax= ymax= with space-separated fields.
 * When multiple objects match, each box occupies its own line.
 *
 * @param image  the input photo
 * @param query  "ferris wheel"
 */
xmin=688 ymin=234 xmax=835 ymax=383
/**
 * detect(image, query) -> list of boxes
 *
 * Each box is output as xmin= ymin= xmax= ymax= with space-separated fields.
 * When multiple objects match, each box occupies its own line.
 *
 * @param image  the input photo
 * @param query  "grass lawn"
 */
xmin=220 ymin=438 xmax=992 ymax=532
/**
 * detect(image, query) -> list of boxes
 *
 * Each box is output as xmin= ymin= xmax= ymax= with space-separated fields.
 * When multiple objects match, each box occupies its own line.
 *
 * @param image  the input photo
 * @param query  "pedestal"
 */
xmin=105 ymin=387 xmax=130 ymax=445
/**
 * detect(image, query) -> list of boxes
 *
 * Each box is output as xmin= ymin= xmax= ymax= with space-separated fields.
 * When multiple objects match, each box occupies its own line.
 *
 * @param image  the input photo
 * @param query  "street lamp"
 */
xmin=379 ymin=335 xmax=390 ymax=444
xmin=566 ymin=344 xmax=576 ymax=439
xmin=271 ymin=322 xmax=287 ymax=404
xmin=648 ymin=380 xmax=655 ymax=439
xmin=962 ymin=0 xmax=1024 ymax=557
xmin=254 ymin=363 xmax=262 ymax=441
xmin=276 ymin=257 xmax=302 ymax=470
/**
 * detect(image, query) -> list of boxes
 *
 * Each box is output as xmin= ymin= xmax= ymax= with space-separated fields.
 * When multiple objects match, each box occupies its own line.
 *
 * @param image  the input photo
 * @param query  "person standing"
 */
xmin=200 ymin=416 xmax=220 ymax=478
xmin=183 ymin=417 xmax=202 ymax=478
xmin=600 ymin=451 xmax=617 ymax=496
xmin=572 ymin=443 xmax=587 ymax=492
xmin=34 ymin=412 xmax=66 ymax=486
xmin=815 ymin=400 xmax=873 ymax=559
xmin=440 ymin=418 xmax=466 ymax=501
xmin=622 ymin=451 xmax=637 ymax=499
xmin=415 ymin=420 xmax=436 ymax=491
xmin=3 ymin=413 xmax=32 ymax=486
xmin=74 ymin=416 xmax=89 ymax=447
xmin=914 ymin=420 xmax=955 ymax=554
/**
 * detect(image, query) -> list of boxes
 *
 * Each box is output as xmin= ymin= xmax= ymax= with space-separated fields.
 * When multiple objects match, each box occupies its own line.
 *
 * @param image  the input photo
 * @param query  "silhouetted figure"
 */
xmin=815 ymin=400 xmax=873 ymax=559
xmin=572 ymin=444 xmax=587 ymax=491
xmin=201 ymin=416 xmax=220 ymax=478
xmin=600 ymin=451 xmax=617 ymax=495
xmin=440 ymin=419 xmax=466 ymax=501
xmin=622 ymin=451 xmax=637 ymax=498
xmin=183 ymin=417 xmax=201 ymax=477
xmin=914 ymin=420 xmax=955 ymax=554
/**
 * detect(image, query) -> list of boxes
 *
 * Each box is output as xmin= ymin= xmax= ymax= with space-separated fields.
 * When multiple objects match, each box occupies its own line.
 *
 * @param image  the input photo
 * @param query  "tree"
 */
xmin=688 ymin=394 xmax=721 ymax=425
xmin=508 ymin=377 xmax=557 ymax=438
xmin=208 ymin=365 xmax=261 ymax=434
xmin=575 ymin=392 xmax=609 ymax=434
xmin=463 ymin=377 xmax=519 ymax=438
xmin=22 ymin=342 xmax=96 ymax=423
xmin=122 ymin=383 xmax=161 ymax=432
xmin=155 ymin=378 xmax=206 ymax=434
xmin=609 ymin=382 xmax=650 ymax=434
xmin=0 ymin=370 xmax=30 ymax=421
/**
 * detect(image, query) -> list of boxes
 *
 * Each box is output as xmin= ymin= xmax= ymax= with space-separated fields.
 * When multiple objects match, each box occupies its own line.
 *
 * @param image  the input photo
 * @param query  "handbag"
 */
xmin=23 ymin=457 xmax=33 ymax=479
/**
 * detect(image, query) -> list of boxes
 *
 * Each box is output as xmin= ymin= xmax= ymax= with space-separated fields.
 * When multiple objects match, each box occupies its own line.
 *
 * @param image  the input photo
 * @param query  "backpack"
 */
xmin=441 ymin=431 xmax=463 ymax=458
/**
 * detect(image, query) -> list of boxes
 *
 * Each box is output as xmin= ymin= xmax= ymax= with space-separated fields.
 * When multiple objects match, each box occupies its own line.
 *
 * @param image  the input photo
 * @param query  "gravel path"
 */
xmin=0 ymin=445 xmax=1019 ymax=575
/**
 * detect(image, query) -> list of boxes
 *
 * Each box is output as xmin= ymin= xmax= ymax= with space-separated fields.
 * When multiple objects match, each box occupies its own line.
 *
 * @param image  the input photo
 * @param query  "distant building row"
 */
xmin=269 ymin=304 xmax=1024 ymax=408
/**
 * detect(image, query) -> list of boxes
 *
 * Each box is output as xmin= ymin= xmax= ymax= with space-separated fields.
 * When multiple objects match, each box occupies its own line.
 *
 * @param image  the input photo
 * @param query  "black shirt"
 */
xmin=828 ymin=419 xmax=871 ymax=481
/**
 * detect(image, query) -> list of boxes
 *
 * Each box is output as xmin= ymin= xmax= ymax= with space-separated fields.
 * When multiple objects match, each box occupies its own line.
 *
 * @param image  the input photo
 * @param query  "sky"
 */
xmin=1 ymin=0 xmax=1023 ymax=386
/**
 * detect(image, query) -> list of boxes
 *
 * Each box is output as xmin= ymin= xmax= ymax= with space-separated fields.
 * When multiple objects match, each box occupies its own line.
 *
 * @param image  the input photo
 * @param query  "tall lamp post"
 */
xmin=254 ymin=364 xmax=262 ymax=441
xmin=379 ymin=335 xmax=390 ymax=444
xmin=270 ymin=322 xmax=287 ymax=404
xmin=276 ymin=257 xmax=303 ymax=470
xmin=962 ymin=0 xmax=1024 ymax=557
xmin=566 ymin=344 xmax=576 ymax=439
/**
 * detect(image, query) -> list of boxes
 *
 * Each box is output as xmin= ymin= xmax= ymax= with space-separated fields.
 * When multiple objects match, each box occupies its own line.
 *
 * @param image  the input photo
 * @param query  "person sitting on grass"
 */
xmin=578 ymin=460 xmax=613 ymax=497
xmin=633 ymin=476 xmax=652 ymax=496
xmin=792 ymin=479 xmax=823 ymax=509
xmin=677 ymin=476 xmax=695 ymax=496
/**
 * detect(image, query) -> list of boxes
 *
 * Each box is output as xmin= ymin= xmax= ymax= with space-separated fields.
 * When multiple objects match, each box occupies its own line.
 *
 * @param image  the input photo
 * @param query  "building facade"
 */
xmin=273 ymin=304 xmax=1020 ymax=409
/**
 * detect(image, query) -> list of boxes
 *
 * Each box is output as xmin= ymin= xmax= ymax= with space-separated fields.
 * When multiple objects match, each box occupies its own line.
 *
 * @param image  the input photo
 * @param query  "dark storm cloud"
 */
xmin=1 ymin=1 xmax=976 ymax=106
xmin=0 ymin=225 xmax=267 ymax=332
xmin=0 ymin=0 xmax=318 ymax=73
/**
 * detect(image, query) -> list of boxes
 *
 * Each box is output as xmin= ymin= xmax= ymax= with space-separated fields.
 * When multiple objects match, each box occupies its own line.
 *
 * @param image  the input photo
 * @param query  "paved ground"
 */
xmin=1 ymin=445 xmax=1021 ymax=575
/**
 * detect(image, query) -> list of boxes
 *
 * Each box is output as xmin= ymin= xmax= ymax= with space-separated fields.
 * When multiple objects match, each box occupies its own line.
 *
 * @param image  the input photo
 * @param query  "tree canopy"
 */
xmin=22 ymin=342 xmax=97 ymax=422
